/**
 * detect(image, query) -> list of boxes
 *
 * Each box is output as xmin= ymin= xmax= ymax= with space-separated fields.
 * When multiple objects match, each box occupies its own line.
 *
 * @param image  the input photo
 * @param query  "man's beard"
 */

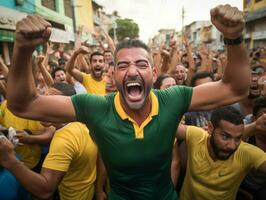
xmin=209 ymin=136 xmax=235 ymax=160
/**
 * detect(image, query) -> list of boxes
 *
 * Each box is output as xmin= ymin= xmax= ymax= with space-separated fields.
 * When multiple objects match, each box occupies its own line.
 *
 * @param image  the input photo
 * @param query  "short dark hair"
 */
xmin=103 ymin=50 xmax=113 ymax=55
xmin=90 ymin=51 xmax=104 ymax=63
xmin=51 ymin=82 xmax=76 ymax=96
xmin=190 ymin=71 xmax=213 ymax=87
xmin=211 ymin=106 xmax=244 ymax=129
xmin=51 ymin=67 xmax=65 ymax=79
xmin=153 ymin=74 xmax=176 ymax=89
xmin=114 ymin=39 xmax=152 ymax=65
xmin=253 ymin=96 xmax=266 ymax=117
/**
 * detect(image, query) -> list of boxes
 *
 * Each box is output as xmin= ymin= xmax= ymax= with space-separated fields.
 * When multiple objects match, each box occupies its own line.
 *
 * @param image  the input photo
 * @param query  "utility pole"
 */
xmin=181 ymin=6 xmax=185 ymax=50
xmin=71 ymin=0 xmax=77 ymax=38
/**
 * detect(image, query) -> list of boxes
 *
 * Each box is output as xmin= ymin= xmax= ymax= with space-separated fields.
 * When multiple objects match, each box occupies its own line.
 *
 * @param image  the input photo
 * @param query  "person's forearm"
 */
xmin=169 ymin=48 xmax=179 ymax=71
xmin=39 ymin=63 xmax=54 ymax=87
xmin=7 ymin=159 xmax=54 ymax=199
xmin=95 ymin=155 xmax=108 ymax=194
xmin=243 ymin=122 xmax=256 ymax=141
xmin=66 ymin=52 xmax=78 ymax=75
xmin=0 ymin=80 xmax=7 ymax=97
xmin=0 ymin=60 xmax=9 ymax=78
xmin=7 ymin=45 xmax=37 ymax=112
xmin=223 ymin=43 xmax=250 ymax=95
xmin=27 ymin=127 xmax=56 ymax=145
xmin=186 ymin=45 xmax=195 ymax=71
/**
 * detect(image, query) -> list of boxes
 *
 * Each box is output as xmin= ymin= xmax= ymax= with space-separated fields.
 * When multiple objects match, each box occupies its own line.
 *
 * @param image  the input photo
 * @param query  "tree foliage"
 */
xmin=109 ymin=18 xmax=139 ymax=42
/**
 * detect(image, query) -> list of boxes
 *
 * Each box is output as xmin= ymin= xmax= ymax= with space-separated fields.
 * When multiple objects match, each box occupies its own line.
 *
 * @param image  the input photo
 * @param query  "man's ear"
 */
xmin=152 ymin=66 xmax=158 ymax=84
xmin=207 ymin=121 xmax=214 ymax=135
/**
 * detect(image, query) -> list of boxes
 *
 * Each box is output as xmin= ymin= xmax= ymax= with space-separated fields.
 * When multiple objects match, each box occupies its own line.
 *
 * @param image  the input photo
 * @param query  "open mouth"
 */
xmin=94 ymin=68 xmax=102 ymax=76
xmin=125 ymin=82 xmax=144 ymax=102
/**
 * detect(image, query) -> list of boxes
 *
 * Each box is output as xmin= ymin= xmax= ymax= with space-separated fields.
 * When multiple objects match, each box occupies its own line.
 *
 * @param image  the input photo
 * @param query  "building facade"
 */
xmin=244 ymin=0 xmax=266 ymax=49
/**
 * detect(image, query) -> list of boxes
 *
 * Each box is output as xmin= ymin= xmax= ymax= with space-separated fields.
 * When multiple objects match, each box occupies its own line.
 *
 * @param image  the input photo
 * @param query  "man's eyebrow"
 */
xmin=222 ymin=131 xmax=242 ymax=138
xmin=117 ymin=61 xmax=129 ymax=65
xmin=135 ymin=59 xmax=149 ymax=64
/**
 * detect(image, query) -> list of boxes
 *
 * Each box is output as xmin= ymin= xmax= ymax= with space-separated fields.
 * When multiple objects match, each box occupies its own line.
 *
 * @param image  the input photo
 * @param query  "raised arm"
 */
xmin=189 ymin=5 xmax=250 ymax=111
xmin=0 ymin=137 xmax=65 ymax=200
xmin=35 ymin=55 xmax=54 ymax=87
xmin=65 ymin=46 xmax=90 ymax=83
xmin=7 ymin=15 xmax=75 ymax=123
xmin=0 ymin=55 xmax=9 ymax=78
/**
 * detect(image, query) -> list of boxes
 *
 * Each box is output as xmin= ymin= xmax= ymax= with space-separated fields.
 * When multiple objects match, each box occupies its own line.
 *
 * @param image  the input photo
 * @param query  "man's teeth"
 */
xmin=127 ymin=82 xmax=141 ymax=87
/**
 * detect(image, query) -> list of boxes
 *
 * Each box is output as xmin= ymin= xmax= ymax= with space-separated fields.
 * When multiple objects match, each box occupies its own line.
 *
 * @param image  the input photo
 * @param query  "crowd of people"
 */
xmin=0 ymin=4 xmax=266 ymax=200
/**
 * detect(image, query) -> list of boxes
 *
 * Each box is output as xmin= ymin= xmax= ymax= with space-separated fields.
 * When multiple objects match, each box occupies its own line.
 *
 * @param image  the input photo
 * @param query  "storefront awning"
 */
xmin=0 ymin=6 xmax=27 ymax=30
xmin=0 ymin=30 xmax=15 ymax=42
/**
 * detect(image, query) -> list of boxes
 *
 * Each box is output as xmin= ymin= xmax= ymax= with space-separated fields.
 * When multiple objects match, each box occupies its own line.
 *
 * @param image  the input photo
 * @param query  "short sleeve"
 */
xmin=186 ymin=126 xmax=206 ymax=147
xmin=241 ymin=143 xmax=266 ymax=170
xmin=155 ymin=85 xmax=193 ymax=118
xmin=71 ymin=93 xmax=109 ymax=125
xmin=42 ymin=126 xmax=78 ymax=172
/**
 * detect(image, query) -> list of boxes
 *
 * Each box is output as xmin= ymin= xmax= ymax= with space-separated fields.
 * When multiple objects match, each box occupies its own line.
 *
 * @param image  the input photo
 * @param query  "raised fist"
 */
xmin=75 ymin=46 xmax=90 ymax=55
xmin=15 ymin=15 xmax=51 ymax=51
xmin=211 ymin=4 xmax=244 ymax=39
xmin=35 ymin=55 xmax=45 ymax=65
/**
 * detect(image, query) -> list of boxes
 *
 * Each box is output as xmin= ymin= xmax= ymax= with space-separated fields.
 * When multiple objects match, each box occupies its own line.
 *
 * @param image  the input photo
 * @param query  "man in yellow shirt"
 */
xmin=0 ymin=83 xmax=97 ymax=200
xmin=66 ymin=47 xmax=106 ymax=96
xmin=176 ymin=106 xmax=266 ymax=200
xmin=0 ymin=100 xmax=53 ymax=170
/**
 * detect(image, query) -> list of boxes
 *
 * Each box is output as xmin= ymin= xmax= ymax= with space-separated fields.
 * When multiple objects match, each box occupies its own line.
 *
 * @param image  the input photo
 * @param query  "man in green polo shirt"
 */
xmin=2 ymin=4 xmax=250 ymax=200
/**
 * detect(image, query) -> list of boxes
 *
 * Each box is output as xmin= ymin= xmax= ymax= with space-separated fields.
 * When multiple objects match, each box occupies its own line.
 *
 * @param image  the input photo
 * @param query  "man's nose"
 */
xmin=127 ymin=64 xmax=138 ymax=76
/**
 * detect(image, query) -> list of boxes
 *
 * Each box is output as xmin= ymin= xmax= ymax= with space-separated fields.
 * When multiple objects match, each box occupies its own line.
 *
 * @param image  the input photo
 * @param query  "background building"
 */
xmin=244 ymin=0 xmax=266 ymax=49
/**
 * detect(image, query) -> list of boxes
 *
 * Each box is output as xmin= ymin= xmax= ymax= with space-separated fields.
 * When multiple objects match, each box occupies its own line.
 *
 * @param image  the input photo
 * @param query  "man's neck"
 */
xmin=121 ymin=96 xmax=152 ymax=126
xmin=239 ymin=98 xmax=253 ymax=116
xmin=91 ymin=74 xmax=102 ymax=81
xmin=207 ymin=137 xmax=218 ymax=161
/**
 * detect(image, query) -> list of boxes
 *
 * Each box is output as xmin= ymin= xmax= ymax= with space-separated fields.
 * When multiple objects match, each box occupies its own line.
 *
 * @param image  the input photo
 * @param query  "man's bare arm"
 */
xmin=7 ymin=15 xmax=76 ymax=123
xmin=190 ymin=5 xmax=250 ymax=111
xmin=66 ymin=46 xmax=91 ymax=83
xmin=0 ymin=137 xmax=65 ymax=200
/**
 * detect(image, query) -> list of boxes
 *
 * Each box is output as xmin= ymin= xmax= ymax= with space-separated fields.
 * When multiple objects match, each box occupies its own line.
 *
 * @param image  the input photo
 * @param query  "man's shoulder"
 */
xmin=56 ymin=122 xmax=88 ymax=137
xmin=186 ymin=126 xmax=208 ymax=143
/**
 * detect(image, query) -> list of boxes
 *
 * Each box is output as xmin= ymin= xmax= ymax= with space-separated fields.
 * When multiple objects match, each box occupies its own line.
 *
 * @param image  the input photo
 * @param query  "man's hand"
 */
xmin=255 ymin=113 xmax=266 ymax=132
xmin=95 ymin=191 xmax=107 ymax=200
xmin=15 ymin=130 xmax=32 ymax=144
xmin=15 ymin=15 xmax=52 ymax=51
xmin=0 ymin=136 xmax=17 ymax=168
xmin=35 ymin=55 xmax=45 ymax=66
xmin=74 ymin=46 xmax=90 ymax=56
xmin=211 ymin=4 xmax=244 ymax=39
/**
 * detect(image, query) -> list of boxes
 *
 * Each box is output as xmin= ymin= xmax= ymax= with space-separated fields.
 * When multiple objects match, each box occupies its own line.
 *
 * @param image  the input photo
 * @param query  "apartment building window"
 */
xmin=41 ymin=0 xmax=56 ymax=11
xmin=64 ymin=0 xmax=73 ymax=18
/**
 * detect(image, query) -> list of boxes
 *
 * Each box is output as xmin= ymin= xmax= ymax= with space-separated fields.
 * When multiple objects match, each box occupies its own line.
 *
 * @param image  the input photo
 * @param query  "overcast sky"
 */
xmin=94 ymin=0 xmax=243 ymax=42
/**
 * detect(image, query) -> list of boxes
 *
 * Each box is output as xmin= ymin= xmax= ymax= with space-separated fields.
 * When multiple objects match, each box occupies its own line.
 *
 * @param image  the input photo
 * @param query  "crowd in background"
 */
xmin=0 ymin=13 xmax=266 ymax=200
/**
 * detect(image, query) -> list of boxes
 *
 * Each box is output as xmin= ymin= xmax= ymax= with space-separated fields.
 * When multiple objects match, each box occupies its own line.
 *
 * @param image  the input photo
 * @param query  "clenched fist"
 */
xmin=15 ymin=15 xmax=52 ymax=51
xmin=211 ymin=4 xmax=244 ymax=39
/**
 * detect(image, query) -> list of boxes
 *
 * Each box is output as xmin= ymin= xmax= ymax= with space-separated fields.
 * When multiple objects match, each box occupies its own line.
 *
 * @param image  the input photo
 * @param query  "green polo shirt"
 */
xmin=71 ymin=85 xmax=192 ymax=200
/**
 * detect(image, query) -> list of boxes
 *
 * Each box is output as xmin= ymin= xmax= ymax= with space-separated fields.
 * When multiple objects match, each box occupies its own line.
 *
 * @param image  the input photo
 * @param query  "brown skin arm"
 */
xmin=95 ymin=153 xmax=108 ymax=200
xmin=0 ymin=137 xmax=65 ymax=200
xmin=7 ymin=15 xmax=76 ymax=123
xmin=36 ymin=55 xmax=54 ymax=87
xmin=171 ymin=140 xmax=180 ymax=187
xmin=189 ymin=5 xmax=250 ymax=111
xmin=0 ymin=55 xmax=9 ymax=78
xmin=16 ymin=126 xmax=56 ymax=145
xmin=66 ymin=46 xmax=91 ymax=83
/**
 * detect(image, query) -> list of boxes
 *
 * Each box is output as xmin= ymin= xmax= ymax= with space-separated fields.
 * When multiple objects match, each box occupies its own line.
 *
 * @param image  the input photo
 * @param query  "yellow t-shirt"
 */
xmin=180 ymin=126 xmax=266 ymax=200
xmin=42 ymin=122 xmax=97 ymax=200
xmin=0 ymin=101 xmax=42 ymax=169
xmin=82 ymin=73 xmax=106 ymax=96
